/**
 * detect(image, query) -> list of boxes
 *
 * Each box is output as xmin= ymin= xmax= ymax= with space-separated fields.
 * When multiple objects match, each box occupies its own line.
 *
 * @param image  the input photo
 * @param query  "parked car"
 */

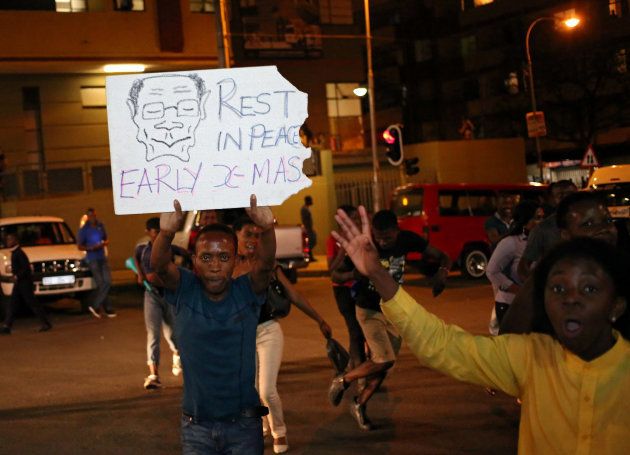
xmin=0 ymin=216 xmax=95 ymax=310
xmin=390 ymin=183 xmax=546 ymax=279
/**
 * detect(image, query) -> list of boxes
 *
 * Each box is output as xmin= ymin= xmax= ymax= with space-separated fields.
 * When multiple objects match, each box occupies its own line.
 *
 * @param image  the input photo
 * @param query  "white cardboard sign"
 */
xmin=106 ymin=66 xmax=311 ymax=214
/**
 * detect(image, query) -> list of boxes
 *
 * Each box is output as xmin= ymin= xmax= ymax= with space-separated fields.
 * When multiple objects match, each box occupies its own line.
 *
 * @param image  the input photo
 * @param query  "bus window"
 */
xmin=467 ymin=190 xmax=497 ymax=216
xmin=392 ymin=189 xmax=423 ymax=217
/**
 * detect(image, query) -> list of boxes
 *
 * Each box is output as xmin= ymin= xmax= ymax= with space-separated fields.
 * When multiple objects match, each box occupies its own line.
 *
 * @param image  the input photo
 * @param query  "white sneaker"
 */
xmin=88 ymin=307 xmax=101 ymax=319
xmin=273 ymin=437 xmax=288 ymax=454
xmin=172 ymin=354 xmax=182 ymax=376
xmin=143 ymin=374 xmax=161 ymax=390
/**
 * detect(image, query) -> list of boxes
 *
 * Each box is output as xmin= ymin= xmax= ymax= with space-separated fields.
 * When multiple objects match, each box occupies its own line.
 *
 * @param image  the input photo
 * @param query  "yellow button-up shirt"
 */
xmin=381 ymin=287 xmax=630 ymax=455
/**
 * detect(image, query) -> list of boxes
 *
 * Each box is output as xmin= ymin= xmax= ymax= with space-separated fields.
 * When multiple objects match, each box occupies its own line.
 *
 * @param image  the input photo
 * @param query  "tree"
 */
xmin=538 ymin=41 xmax=630 ymax=150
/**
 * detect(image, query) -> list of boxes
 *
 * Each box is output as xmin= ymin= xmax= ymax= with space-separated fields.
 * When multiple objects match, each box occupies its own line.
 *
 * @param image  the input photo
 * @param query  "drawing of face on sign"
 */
xmin=127 ymin=74 xmax=210 ymax=163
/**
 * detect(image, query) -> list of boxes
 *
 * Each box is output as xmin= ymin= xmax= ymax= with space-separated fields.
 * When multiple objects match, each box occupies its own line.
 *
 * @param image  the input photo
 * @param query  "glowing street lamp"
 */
xmin=353 ymin=87 xmax=368 ymax=97
xmin=525 ymin=15 xmax=581 ymax=181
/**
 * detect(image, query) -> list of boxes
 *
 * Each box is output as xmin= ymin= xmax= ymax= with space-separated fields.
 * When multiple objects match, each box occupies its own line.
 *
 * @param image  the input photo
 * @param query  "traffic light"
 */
xmin=383 ymin=124 xmax=403 ymax=166
xmin=404 ymin=157 xmax=419 ymax=176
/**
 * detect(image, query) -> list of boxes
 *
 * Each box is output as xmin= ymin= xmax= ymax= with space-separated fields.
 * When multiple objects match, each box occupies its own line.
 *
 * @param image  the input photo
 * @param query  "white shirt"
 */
xmin=486 ymin=233 xmax=527 ymax=304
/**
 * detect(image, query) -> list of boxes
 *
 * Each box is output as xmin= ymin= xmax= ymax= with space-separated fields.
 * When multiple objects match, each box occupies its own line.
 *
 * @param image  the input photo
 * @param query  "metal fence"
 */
xmin=334 ymin=171 xmax=402 ymax=210
xmin=1 ymin=160 xmax=112 ymax=200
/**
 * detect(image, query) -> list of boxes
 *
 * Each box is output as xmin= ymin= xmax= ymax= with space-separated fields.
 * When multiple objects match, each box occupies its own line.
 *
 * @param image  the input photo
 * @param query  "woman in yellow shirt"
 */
xmin=332 ymin=206 xmax=629 ymax=455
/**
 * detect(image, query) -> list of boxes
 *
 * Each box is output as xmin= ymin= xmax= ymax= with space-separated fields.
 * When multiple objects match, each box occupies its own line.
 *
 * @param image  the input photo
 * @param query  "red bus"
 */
xmin=390 ymin=183 xmax=546 ymax=278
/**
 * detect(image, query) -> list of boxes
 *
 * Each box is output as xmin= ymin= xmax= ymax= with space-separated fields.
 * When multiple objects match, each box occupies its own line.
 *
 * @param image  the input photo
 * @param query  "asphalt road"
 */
xmin=0 ymin=275 xmax=519 ymax=454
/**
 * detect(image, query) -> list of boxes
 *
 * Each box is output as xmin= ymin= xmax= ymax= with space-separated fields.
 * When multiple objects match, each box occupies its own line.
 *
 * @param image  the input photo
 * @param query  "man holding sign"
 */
xmin=151 ymin=194 xmax=275 ymax=454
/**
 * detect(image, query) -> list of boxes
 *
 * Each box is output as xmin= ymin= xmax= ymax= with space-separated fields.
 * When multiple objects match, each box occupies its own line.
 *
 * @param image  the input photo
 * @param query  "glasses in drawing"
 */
xmin=142 ymin=99 xmax=201 ymax=120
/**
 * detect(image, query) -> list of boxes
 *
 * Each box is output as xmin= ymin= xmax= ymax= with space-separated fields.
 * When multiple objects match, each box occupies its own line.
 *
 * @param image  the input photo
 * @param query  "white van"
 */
xmin=587 ymin=165 xmax=630 ymax=219
xmin=0 ymin=216 xmax=95 ymax=309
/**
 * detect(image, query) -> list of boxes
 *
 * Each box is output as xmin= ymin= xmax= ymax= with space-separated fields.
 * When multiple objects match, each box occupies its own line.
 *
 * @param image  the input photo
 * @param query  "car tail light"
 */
xmin=301 ymin=227 xmax=310 ymax=259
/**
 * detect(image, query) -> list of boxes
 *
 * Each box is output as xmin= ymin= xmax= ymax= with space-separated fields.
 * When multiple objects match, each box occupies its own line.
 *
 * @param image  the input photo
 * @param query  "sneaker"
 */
xmin=143 ymin=375 xmax=161 ymax=390
xmin=172 ymin=354 xmax=182 ymax=377
xmin=0 ymin=326 xmax=11 ymax=335
xmin=88 ymin=307 xmax=101 ymax=319
xmin=328 ymin=374 xmax=347 ymax=407
xmin=273 ymin=437 xmax=289 ymax=454
xmin=105 ymin=311 xmax=117 ymax=318
xmin=349 ymin=398 xmax=373 ymax=431
xmin=37 ymin=323 xmax=52 ymax=332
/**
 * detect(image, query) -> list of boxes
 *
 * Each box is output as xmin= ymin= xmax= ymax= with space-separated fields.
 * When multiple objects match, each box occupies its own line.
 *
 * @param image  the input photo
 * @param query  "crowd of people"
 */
xmin=2 ymin=183 xmax=629 ymax=454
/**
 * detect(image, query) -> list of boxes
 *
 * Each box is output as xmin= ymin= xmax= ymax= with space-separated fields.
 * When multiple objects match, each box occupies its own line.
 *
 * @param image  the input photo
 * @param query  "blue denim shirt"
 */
xmin=166 ymin=268 xmax=265 ymax=420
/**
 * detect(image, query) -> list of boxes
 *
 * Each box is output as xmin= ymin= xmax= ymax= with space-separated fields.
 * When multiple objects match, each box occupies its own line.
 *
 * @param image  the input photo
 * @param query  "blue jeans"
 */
xmin=181 ymin=415 xmax=263 ymax=455
xmin=88 ymin=258 xmax=112 ymax=312
xmin=144 ymin=291 xmax=176 ymax=365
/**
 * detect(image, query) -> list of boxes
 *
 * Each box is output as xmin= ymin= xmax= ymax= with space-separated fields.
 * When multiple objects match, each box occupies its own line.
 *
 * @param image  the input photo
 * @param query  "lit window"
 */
xmin=190 ymin=0 xmax=215 ymax=13
xmin=55 ymin=0 xmax=87 ymax=12
xmin=114 ymin=0 xmax=144 ymax=11
xmin=609 ymin=0 xmax=623 ymax=17
xmin=326 ymin=83 xmax=365 ymax=151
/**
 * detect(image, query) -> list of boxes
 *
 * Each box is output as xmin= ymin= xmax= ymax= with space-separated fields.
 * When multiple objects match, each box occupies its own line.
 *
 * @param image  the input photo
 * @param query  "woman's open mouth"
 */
xmin=563 ymin=319 xmax=583 ymax=337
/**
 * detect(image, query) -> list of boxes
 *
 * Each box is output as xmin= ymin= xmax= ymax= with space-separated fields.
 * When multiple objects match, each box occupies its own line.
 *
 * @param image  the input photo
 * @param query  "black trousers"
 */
xmin=3 ymin=279 xmax=49 ymax=328
xmin=333 ymin=286 xmax=366 ymax=369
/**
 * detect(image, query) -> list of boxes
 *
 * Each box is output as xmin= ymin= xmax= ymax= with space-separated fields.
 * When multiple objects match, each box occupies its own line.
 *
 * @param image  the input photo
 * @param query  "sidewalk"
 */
xmin=111 ymin=254 xmax=330 ymax=286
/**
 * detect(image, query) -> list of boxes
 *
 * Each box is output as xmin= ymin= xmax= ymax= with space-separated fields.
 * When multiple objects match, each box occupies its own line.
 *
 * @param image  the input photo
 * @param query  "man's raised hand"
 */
xmin=160 ymin=199 xmax=185 ymax=234
xmin=331 ymin=206 xmax=380 ymax=277
xmin=245 ymin=194 xmax=274 ymax=231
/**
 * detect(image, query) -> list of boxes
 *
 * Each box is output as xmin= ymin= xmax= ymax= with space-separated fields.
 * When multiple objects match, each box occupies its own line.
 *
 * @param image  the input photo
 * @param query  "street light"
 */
xmin=353 ymin=87 xmax=368 ymax=97
xmin=525 ymin=15 xmax=580 ymax=181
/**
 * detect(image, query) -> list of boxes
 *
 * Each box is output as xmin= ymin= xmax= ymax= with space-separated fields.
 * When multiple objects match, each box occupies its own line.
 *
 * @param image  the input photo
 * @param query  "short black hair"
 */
xmin=86 ymin=207 xmax=95 ymax=215
xmin=547 ymin=179 xmax=577 ymax=195
xmin=232 ymin=215 xmax=255 ymax=233
xmin=556 ymin=192 xmax=607 ymax=229
xmin=145 ymin=217 xmax=160 ymax=231
xmin=372 ymin=210 xmax=398 ymax=231
xmin=194 ymin=223 xmax=238 ymax=253
xmin=339 ymin=205 xmax=357 ymax=215
xmin=507 ymin=200 xmax=540 ymax=236
xmin=532 ymin=237 xmax=630 ymax=339
xmin=305 ymin=196 xmax=313 ymax=205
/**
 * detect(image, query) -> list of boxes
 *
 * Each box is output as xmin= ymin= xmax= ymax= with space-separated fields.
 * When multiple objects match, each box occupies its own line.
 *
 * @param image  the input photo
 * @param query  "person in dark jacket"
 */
xmin=1 ymin=232 xmax=51 ymax=334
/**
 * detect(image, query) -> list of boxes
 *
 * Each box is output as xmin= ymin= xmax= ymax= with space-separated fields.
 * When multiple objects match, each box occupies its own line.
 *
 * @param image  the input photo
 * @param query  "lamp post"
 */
xmin=364 ymin=0 xmax=381 ymax=212
xmin=525 ymin=15 xmax=580 ymax=181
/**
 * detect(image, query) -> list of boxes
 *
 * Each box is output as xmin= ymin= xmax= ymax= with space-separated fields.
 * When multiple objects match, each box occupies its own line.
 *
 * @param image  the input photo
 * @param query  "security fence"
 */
xmin=334 ymin=171 xmax=402 ymax=211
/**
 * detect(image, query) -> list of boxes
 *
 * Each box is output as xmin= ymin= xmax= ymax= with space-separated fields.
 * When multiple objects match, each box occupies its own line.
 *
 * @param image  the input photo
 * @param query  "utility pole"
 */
xmin=364 ymin=0 xmax=381 ymax=212
xmin=212 ymin=0 xmax=231 ymax=68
